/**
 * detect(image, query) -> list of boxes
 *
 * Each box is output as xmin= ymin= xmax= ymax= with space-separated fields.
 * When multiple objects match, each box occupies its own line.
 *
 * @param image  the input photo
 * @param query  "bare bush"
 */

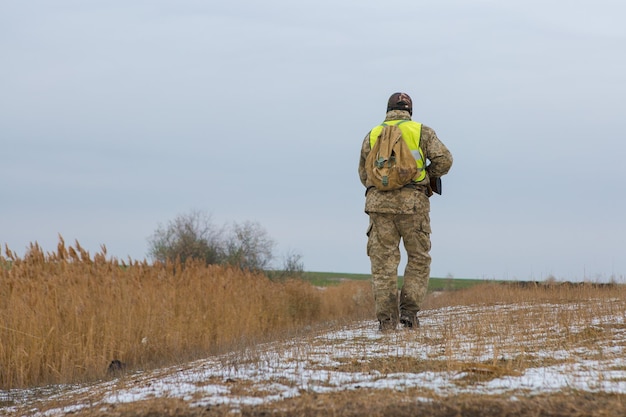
xmin=147 ymin=210 xmax=224 ymax=265
xmin=223 ymin=221 xmax=275 ymax=272
xmin=147 ymin=212 xmax=284 ymax=273
xmin=268 ymin=250 xmax=305 ymax=281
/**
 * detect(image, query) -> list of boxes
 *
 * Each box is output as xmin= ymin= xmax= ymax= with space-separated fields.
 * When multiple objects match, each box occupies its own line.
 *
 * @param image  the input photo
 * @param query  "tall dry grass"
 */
xmin=420 ymin=281 xmax=626 ymax=377
xmin=423 ymin=280 xmax=625 ymax=310
xmin=0 ymin=238 xmax=373 ymax=389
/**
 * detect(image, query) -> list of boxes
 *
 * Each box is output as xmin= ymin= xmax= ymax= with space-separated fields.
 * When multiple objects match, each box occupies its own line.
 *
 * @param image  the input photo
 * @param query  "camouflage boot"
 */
xmin=399 ymin=312 xmax=419 ymax=329
xmin=378 ymin=318 xmax=398 ymax=332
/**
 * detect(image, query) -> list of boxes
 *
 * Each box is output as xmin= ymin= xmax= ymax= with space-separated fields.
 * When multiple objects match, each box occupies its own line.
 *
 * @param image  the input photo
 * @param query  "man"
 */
xmin=358 ymin=92 xmax=453 ymax=331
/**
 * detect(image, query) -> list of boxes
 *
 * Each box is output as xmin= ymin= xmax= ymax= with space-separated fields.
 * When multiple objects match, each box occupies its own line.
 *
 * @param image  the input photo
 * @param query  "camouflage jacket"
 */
xmin=358 ymin=110 xmax=453 ymax=215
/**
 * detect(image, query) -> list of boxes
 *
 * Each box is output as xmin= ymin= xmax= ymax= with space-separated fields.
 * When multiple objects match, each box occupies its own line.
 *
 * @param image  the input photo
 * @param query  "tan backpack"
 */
xmin=365 ymin=122 xmax=418 ymax=191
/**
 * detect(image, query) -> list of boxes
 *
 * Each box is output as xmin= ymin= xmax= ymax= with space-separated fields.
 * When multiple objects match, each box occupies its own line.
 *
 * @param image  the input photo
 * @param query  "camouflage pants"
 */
xmin=366 ymin=212 xmax=431 ymax=324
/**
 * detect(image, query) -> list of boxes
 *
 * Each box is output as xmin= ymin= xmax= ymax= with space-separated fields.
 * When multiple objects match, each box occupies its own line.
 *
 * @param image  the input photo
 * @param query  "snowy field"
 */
xmin=3 ymin=298 xmax=626 ymax=416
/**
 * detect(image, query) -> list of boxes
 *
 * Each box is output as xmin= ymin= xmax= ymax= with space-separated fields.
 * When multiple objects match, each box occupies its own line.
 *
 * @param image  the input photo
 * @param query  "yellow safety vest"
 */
xmin=369 ymin=120 xmax=426 ymax=182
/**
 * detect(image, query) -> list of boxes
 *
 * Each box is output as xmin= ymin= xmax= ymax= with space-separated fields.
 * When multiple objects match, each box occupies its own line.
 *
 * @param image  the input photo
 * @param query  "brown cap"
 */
xmin=386 ymin=92 xmax=412 ymax=115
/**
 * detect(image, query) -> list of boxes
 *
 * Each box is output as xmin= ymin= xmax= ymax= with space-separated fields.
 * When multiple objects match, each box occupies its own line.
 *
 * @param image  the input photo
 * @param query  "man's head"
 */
xmin=386 ymin=92 xmax=412 ymax=115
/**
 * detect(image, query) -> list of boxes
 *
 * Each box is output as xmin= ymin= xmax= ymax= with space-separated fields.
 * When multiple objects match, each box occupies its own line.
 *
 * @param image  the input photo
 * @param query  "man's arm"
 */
xmin=421 ymin=125 xmax=452 ymax=195
xmin=422 ymin=126 xmax=453 ymax=179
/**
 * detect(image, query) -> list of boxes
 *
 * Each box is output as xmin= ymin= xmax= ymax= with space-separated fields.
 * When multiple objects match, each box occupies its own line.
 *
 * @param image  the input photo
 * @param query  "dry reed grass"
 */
xmin=4 ymin=239 xmax=626 ymax=416
xmin=423 ymin=280 xmax=623 ymax=310
xmin=0 ymin=238 xmax=373 ymax=389
xmin=4 ymin=274 xmax=626 ymax=416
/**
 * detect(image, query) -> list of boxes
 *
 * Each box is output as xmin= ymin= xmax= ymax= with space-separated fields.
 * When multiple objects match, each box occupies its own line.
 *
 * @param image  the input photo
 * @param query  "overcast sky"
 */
xmin=2 ymin=0 xmax=625 ymax=281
